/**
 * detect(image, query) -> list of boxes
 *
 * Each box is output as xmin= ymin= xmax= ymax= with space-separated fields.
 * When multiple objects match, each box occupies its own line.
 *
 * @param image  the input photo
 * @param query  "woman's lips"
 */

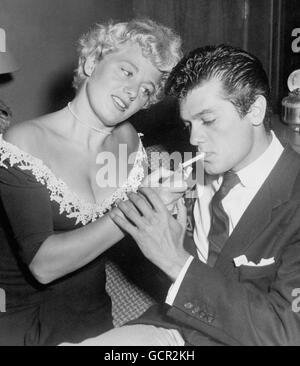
xmin=111 ymin=95 xmax=128 ymax=112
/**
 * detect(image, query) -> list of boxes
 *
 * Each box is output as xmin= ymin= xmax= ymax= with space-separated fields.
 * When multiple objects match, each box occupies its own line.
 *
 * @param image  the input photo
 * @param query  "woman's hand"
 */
xmin=141 ymin=167 xmax=188 ymax=211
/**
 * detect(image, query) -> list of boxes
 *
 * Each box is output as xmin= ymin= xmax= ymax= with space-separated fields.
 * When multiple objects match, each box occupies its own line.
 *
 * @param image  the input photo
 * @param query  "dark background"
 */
xmin=1 ymin=0 xmax=297 ymax=151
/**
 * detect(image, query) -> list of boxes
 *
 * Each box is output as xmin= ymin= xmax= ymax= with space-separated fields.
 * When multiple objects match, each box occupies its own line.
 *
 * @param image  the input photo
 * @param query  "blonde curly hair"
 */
xmin=73 ymin=18 xmax=182 ymax=108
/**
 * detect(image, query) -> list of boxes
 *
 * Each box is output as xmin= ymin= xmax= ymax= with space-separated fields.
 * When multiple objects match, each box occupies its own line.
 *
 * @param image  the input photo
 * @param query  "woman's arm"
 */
xmin=30 ymin=214 xmax=124 ymax=284
xmin=3 ymin=122 xmax=137 ymax=284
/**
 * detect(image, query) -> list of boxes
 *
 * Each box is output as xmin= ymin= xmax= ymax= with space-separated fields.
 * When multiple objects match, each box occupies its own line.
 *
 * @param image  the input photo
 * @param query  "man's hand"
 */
xmin=109 ymin=187 xmax=190 ymax=281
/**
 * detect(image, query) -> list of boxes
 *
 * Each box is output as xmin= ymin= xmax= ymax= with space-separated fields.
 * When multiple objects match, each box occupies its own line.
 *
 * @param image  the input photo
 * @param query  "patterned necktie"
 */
xmin=207 ymin=171 xmax=240 ymax=266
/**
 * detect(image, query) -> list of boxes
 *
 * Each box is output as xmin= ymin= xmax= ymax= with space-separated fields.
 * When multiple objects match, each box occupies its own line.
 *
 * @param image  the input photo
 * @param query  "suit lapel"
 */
xmin=216 ymin=180 xmax=272 ymax=268
xmin=214 ymin=146 xmax=300 ymax=273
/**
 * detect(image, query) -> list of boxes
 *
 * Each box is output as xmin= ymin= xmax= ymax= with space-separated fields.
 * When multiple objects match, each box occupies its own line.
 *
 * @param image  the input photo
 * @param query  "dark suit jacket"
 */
xmin=133 ymin=145 xmax=300 ymax=345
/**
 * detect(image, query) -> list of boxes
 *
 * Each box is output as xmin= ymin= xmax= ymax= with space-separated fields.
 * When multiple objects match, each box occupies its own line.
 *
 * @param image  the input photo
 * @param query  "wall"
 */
xmin=0 ymin=0 xmax=133 ymax=122
xmin=132 ymin=0 xmax=275 ymax=78
xmin=130 ymin=0 xmax=276 ymax=150
xmin=133 ymin=0 xmax=247 ymax=52
xmin=0 ymin=0 xmax=276 ymax=126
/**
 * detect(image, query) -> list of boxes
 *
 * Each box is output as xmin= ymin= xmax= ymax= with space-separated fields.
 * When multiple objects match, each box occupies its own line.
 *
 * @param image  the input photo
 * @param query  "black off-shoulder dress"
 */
xmin=0 ymin=134 xmax=147 ymax=345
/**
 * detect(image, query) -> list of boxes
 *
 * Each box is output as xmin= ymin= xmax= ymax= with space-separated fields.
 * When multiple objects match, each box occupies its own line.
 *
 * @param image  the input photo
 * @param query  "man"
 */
xmin=69 ymin=44 xmax=300 ymax=346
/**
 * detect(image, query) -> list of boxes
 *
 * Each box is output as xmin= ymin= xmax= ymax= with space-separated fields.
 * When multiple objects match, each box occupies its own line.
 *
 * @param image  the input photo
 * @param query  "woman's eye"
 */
xmin=121 ymin=68 xmax=132 ymax=77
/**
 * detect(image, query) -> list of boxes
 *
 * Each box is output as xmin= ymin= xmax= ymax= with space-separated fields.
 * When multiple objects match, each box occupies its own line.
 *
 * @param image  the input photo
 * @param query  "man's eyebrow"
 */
xmin=192 ymin=109 xmax=215 ymax=118
xmin=181 ymin=109 xmax=215 ymax=121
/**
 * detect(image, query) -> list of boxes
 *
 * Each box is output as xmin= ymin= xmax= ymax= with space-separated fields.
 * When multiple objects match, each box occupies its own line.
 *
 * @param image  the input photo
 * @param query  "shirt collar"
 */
xmin=236 ymin=131 xmax=284 ymax=188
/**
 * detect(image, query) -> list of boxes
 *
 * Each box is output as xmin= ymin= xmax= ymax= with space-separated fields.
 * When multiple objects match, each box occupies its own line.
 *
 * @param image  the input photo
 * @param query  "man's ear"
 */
xmin=248 ymin=95 xmax=267 ymax=126
xmin=83 ymin=56 xmax=96 ymax=77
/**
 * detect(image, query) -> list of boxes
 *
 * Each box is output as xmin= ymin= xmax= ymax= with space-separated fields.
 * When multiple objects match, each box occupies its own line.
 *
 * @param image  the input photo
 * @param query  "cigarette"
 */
xmin=181 ymin=152 xmax=205 ymax=168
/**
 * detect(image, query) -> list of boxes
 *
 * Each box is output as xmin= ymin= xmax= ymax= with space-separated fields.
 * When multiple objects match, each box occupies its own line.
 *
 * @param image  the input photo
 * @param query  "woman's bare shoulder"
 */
xmin=114 ymin=122 xmax=140 ymax=152
xmin=3 ymin=116 xmax=50 ymax=154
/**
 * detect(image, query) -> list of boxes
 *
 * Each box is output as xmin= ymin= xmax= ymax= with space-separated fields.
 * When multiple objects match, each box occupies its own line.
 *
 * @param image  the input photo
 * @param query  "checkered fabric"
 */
xmin=105 ymin=260 xmax=155 ymax=327
xmin=105 ymin=145 xmax=170 ymax=327
xmin=145 ymin=144 xmax=175 ymax=171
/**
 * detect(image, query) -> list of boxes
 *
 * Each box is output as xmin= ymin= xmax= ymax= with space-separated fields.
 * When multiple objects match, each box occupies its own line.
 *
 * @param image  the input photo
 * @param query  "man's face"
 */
xmin=85 ymin=42 xmax=162 ymax=127
xmin=180 ymin=78 xmax=258 ymax=175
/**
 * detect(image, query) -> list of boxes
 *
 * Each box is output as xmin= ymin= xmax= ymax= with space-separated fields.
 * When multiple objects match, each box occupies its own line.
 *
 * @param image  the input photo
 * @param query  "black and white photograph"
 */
xmin=0 ymin=0 xmax=300 ymax=349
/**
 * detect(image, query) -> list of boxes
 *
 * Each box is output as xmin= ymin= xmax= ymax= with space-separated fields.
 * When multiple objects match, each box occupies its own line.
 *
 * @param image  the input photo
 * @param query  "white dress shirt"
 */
xmin=166 ymin=131 xmax=284 ymax=305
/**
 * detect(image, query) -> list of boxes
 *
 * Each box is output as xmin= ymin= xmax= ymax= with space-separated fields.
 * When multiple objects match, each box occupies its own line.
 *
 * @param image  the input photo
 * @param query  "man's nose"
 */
xmin=189 ymin=124 xmax=206 ymax=146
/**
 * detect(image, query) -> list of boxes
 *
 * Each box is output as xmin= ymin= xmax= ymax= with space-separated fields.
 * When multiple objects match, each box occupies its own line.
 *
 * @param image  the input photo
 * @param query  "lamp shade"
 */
xmin=0 ymin=28 xmax=19 ymax=74
xmin=0 ymin=49 xmax=19 ymax=74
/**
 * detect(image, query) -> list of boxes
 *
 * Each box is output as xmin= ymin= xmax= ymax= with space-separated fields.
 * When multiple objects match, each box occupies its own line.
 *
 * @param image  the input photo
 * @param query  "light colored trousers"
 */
xmin=60 ymin=324 xmax=185 ymax=346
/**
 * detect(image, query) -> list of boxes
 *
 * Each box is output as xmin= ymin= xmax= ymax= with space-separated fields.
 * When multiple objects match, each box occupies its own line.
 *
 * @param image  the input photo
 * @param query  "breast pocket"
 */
xmin=238 ymin=263 xmax=277 ymax=292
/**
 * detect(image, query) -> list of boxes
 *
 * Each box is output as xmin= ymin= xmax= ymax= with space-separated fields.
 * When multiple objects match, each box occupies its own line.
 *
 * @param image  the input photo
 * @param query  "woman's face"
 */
xmin=85 ymin=42 xmax=162 ymax=127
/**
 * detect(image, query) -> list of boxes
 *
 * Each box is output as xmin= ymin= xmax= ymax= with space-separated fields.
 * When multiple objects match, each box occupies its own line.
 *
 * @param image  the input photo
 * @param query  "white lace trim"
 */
xmin=0 ymin=134 xmax=147 ymax=225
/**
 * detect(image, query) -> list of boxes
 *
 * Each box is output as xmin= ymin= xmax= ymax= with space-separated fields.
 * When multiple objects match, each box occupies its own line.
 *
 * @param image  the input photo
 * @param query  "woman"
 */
xmin=0 ymin=19 xmax=182 ymax=345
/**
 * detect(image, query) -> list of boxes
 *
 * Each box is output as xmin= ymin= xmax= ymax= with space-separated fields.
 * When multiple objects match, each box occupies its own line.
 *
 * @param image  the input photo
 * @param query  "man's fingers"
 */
xmin=116 ymin=199 xmax=146 ymax=228
xmin=138 ymin=187 xmax=167 ymax=213
xmin=161 ymin=182 xmax=188 ymax=191
xmin=127 ymin=192 xmax=154 ymax=219
xmin=110 ymin=206 xmax=126 ymax=219
xmin=109 ymin=210 xmax=138 ymax=238
xmin=160 ymin=185 xmax=188 ymax=194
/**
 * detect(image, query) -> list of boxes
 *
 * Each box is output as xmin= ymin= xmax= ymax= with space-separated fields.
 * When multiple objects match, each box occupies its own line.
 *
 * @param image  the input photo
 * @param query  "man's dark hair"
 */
xmin=165 ymin=44 xmax=272 ymax=130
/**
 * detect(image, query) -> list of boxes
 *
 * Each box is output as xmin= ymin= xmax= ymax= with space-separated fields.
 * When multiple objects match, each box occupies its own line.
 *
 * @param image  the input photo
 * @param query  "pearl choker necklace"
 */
xmin=67 ymin=102 xmax=112 ymax=135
